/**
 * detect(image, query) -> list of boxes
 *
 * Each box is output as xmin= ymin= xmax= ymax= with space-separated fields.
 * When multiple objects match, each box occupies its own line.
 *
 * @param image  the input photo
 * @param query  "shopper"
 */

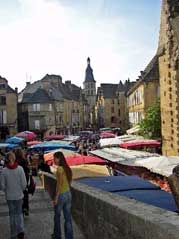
xmin=1 ymin=152 xmax=27 ymax=239
xmin=52 ymin=151 xmax=73 ymax=239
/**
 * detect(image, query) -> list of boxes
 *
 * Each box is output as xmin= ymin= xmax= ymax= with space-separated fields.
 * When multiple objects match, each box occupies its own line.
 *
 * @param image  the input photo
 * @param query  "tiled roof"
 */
xmin=97 ymin=80 xmax=136 ymax=99
xmin=0 ymin=76 xmax=16 ymax=93
xmin=126 ymin=55 xmax=159 ymax=96
xmin=22 ymin=88 xmax=52 ymax=103
xmin=97 ymin=84 xmax=118 ymax=99
xmin=19 ymin=74 xmax=83 ymax=103
xmin=6 ymin=85 xmax=16 ymax=93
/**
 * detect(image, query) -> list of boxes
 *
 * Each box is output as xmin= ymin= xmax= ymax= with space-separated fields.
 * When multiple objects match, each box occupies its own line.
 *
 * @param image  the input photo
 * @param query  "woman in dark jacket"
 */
xmin=15 ymin=149 xmax=30 ymax=216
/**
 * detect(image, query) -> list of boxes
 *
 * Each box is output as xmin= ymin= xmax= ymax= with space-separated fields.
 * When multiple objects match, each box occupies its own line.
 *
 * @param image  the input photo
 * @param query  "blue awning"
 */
xmin=30 ymin=143 xmax=77 ymax=152
xmin=5 ymin=137 xmax=25 ymax=144
xmin=78 ymin=176 xmax=178 ymax=212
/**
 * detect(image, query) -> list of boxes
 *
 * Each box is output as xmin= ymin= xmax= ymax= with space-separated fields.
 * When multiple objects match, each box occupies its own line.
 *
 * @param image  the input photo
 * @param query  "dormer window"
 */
xmin=0 ymin=84 xmax=6 ymax=90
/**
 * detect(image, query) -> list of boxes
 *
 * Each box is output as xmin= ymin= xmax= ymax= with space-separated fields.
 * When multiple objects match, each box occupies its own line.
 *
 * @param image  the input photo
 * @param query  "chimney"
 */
xmin=15 ymin=87 xmax=18 ymax=94
xmin=65 ymin=81 xmax=71 ymax=87
xmin=26 ymin=82 xmax=31 ymax=87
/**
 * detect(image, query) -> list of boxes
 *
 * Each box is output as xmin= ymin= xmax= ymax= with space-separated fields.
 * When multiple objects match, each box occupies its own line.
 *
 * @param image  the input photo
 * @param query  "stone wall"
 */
xmin=159 ymin=0 xmax=179 ymax=155
xmin=42 ymin=173 xmax=179 ymax=239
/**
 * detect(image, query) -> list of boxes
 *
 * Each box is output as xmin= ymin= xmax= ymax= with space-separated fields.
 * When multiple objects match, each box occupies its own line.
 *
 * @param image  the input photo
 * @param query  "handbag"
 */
xmin=28 ymin=175 xmax=36 ymax=195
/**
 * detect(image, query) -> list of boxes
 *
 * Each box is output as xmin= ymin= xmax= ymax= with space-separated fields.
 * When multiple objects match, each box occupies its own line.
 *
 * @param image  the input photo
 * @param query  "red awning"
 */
xmin=120 ymin=141 xmax=161 ymax=149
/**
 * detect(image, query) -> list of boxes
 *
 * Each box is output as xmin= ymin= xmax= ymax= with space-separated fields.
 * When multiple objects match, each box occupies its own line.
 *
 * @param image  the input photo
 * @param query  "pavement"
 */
xmin=0 ymin=178 xmax=84 ymax=239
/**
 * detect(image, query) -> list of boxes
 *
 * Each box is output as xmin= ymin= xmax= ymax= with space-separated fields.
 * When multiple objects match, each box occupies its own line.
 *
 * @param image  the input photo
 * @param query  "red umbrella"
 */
xmin=100 ymin=132 xmax=116 ymax=139
xmin=16 ymin=131 xmax=37 ymax=141
xmin=44 ymin=135 xmax=65 ymax=141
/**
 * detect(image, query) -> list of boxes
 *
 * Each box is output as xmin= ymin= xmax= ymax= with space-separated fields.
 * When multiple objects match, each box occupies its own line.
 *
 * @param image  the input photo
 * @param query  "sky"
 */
xmin=0 ymin=0 xmax=162 ymax=91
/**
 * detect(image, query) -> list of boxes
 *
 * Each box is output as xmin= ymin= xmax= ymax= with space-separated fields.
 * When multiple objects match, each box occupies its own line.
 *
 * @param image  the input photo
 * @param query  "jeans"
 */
xmin=7 ymin=199 xmax=24 ymax=239
xmin=54 ymin=192 xmax=73 ymax=239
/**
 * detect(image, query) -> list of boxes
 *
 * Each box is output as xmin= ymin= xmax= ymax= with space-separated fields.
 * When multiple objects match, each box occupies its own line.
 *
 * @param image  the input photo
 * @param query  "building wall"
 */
xmin=96 ymin=93 xmax=128 ymax=129
xmin=0 ymin=78 xmax=17 ymax=137
xmin=119 ymin=92 xmax=129 ymax=130
xmin=43 ymin=174 xmax=179 ymax=239
xmin=128 ymin=81 xmax=159 ymax=127
xmin=159 ymin=0 xmax=179 ymax=155
xmin=83 ymin=82 xmax=96 ymax=109
xmin=28 ymin=103 xmax=55 ymax=131
xmin=128 ymin=84 xmax=145 ymax=126
xmin=6 ymin=93 xmax=18 ymax=136
xmin=144 ymin=80 xmax=160 ymax=111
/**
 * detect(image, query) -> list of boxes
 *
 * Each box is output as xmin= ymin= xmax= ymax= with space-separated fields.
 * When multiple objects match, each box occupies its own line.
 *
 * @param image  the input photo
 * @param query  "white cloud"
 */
xmin=0 ymin=0 xmax=158 ymax=91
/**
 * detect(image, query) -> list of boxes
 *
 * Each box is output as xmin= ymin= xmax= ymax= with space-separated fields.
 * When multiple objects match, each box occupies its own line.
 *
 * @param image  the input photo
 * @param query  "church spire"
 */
xmin=84 ymin=57 xmax=96 ymax=82
xmin=87 ymin=57 xmax=90 ymax=65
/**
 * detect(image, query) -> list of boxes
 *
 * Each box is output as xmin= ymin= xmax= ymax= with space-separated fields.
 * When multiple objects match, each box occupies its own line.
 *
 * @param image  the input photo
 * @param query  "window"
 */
xmin=34 ymin=120 xmax=40 ymax=129
xmin=111 ymin=107 xmax=114 ymax=113
xmin=60 ymin=104 xmax=64 ymax=112
xmin=0 ymin=96 xmax=6 ymax=105
xmin=33 ymin=104 xmax=40 ymax=111
xmin=49 ymin=104 xmax=52 ymax=111
xmin=59 ymin=115 xmax=63 ymax=124
xmin=111 ymin=116 xmax=116 ymax=123
xmin=112 ymin=99 xmax=115 ymax=104
xmin=118 ymin=109 xmax=121 ymax=116
xmin=0 ymin=110 xmax=7 ymax=124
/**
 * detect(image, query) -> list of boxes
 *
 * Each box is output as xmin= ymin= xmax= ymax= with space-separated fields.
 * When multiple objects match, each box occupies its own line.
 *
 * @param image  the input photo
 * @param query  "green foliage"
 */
xmin=139 ymin=102 xmax=161 ymax=139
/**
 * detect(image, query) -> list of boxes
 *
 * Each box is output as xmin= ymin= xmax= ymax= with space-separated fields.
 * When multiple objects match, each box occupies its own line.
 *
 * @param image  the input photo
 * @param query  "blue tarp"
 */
xmin=0 ymin=143 xmax=20 ymax=151
xmin=78 ymin=176 xmax=178 ymax=212
xmin=78 ymin=176 xmax=160 ymax=192
xmin=5 ymin=137 xmax=25 ymax=144
xmin=30 ymin=143 xmax=77 ymax=152
xmin=115 ymin=190 xmax=178 ymax=212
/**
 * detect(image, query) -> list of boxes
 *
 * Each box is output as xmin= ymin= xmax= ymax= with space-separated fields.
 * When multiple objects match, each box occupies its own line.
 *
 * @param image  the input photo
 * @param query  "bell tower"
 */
xmin=83 ymin=57 xmax=96 ymax=109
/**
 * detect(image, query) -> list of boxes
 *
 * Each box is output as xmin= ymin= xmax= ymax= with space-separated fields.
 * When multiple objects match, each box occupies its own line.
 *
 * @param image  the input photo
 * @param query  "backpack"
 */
xmin=28 ymin=175 xmax=36 ymax=195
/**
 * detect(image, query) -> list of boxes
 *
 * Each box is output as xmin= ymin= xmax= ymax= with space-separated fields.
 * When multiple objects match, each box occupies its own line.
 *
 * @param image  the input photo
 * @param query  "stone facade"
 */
xmin=127 ymin=56 xmax=160 ymax=127
xmin=0 ymin=76 xmax=18 ymax=139
xmin=158 ymin=0 xmax=179 ymax=155
xmin=96 ymin=80 xmax=134 ymax=130
xmin=18 ymin=75 xmax=88 ymax=136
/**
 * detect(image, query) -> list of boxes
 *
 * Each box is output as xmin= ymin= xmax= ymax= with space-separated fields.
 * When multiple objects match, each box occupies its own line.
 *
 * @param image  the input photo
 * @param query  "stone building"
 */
xmin=83 ymin=57 xmax=96 ymax=127
xmin=0 ymin=76 xmax=18 ymax=139
xmin=158 ymin=0 xmax=179 ymax=155
xmin=18 ymin=74 xmax=88 ymax=136
xmin=127 ymin=56 xmax=160 ymax=127
xmin=96 ymin=80 xmax=135 ymax=130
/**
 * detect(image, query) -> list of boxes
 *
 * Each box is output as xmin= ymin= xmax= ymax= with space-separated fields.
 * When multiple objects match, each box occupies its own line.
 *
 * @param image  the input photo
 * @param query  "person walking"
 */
xmin=1 ymin=152 xmax=27 ymax=239
xmin=52 ymin=151 xmax=73 ymax=239
xmin=15 ymin=149 xmax=30 ymax=216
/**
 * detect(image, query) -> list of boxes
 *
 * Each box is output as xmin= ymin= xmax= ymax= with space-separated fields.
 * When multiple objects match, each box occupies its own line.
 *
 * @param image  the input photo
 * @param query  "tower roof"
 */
xmin=84 ymin=57 xmax=96 ymax=83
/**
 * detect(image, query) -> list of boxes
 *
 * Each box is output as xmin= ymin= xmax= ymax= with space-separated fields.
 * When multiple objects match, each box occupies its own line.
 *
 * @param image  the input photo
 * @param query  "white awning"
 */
xmin=126 ymin=125 xmax=140 ymax=135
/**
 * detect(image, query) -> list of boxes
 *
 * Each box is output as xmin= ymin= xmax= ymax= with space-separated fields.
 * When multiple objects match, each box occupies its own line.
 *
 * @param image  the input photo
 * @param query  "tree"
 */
xmin=139 ymin=101 xmax=161 ymax=139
